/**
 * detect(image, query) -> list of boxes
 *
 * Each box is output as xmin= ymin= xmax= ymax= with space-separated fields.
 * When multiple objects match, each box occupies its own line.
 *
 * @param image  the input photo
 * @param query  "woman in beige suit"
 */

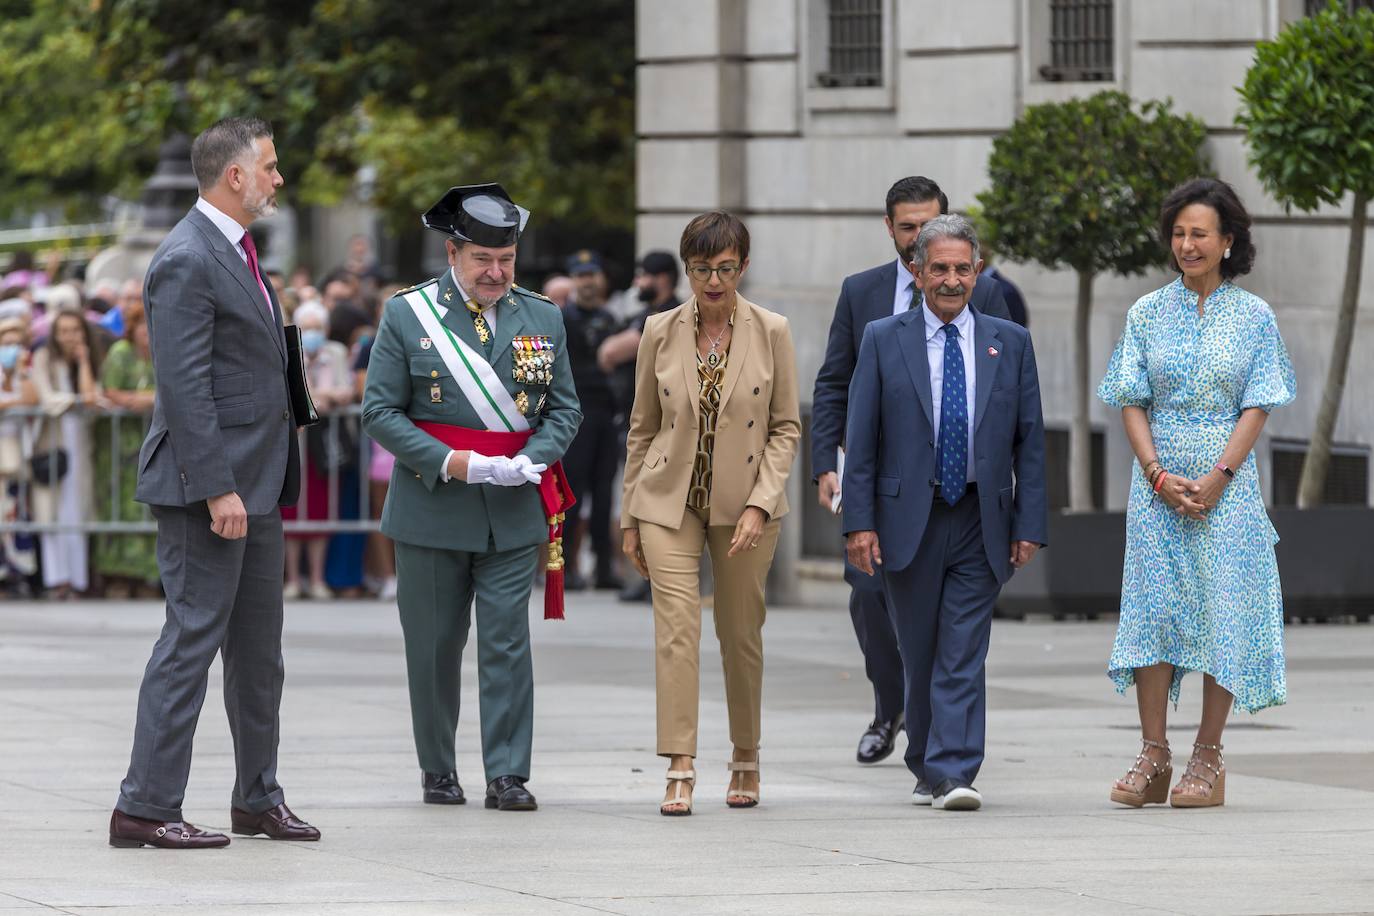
xmin=621 ymin=211 xmax=801 ymax=816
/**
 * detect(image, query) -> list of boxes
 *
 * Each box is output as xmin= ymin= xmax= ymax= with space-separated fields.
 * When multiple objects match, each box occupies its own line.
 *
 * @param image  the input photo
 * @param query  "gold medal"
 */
xmin=430 ymin=382 xmax=443 ymax=403
xmin=515 ymin=390 xmax=529 ymax=416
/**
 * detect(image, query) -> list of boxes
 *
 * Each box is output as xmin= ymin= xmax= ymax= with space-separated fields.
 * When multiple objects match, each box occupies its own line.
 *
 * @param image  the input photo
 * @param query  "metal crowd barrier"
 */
xmin=0 ymin=405 xmax=381 ymax=534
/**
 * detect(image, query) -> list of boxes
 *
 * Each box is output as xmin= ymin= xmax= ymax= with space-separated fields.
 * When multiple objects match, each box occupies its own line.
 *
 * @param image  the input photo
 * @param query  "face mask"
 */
xmin=0 ymin=344 xmax=20 ymax=371
xmin=302 ymin=329 xmax=326 ymax=355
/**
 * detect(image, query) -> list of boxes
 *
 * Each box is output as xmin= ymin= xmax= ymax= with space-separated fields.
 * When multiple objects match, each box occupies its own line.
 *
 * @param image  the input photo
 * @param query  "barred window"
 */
xmin=1271 ymin=440 xmax=1370 ymax=506
xmin=1040 ymin=0 xmax=1114 ymax=82
xmin=1306 ymin=0 xmax=1374 ymax=15
xmin=817 ymin=0 xmax=883 ymax=88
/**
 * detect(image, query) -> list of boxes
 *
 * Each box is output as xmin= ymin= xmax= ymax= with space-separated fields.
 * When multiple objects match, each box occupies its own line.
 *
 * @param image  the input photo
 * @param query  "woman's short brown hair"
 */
xmin=1159 ymin=177 xmax=1255 ymax=279
xmin=679 ymin=210 xmax=750 ymax=265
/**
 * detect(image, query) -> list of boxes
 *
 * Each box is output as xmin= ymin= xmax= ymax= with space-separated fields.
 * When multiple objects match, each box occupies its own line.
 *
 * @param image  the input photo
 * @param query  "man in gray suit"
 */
xmin=110 ymin=117 xmax=319 ymax=849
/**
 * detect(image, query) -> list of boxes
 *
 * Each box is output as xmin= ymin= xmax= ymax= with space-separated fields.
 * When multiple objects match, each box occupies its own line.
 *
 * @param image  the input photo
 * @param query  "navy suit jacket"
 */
xmin=812 ymin=261 xmax=1010 ymax=588
xmin=840 ymin=305 xmax=1048 ymax=585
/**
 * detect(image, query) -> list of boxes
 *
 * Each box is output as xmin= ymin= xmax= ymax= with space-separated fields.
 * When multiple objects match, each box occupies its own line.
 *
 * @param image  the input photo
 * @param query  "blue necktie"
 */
xmin=937 ymin=323 xmax=967 ymax=506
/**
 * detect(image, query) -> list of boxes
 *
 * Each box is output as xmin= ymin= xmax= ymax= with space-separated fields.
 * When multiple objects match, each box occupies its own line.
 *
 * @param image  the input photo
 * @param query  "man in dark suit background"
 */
xmin=110 ymin=117 xmax=319 ymax=848
xmin=811 ymin=177 xmax=1010 ymax=765
xmin=843 ymin=214 xmax=1046 ymax=810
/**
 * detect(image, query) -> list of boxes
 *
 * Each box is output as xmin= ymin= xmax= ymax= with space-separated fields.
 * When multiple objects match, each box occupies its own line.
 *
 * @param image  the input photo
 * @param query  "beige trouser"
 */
xmin=639 ymin=506 xmax=781 ymax=758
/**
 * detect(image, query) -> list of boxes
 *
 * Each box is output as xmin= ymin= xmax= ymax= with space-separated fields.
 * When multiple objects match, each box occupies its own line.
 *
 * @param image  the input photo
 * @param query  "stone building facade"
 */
xmin=636 ymin=0 xmax=1374 ymax=575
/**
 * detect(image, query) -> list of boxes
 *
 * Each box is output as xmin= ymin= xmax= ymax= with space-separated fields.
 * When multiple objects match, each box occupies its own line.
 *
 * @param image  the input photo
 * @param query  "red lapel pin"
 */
xmin=988 ymin=346 xmax=999 ymax=357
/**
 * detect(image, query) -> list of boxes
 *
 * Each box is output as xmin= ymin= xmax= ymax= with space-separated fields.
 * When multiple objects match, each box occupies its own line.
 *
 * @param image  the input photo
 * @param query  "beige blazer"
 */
xmin=621 ymin=294 xmax=801 ymax=530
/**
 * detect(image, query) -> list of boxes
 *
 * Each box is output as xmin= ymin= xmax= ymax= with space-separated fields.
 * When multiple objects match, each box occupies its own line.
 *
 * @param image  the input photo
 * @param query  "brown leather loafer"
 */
xmin=109 ymin=810 xmax=230 ymax=849
xmin=230 ymin=803 xmax=320 ymax=841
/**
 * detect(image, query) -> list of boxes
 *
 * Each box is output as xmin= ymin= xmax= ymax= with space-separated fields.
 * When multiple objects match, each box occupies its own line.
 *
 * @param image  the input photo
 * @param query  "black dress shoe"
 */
xmin=856 ymin=713 xmax=904 ymax=764
xmin=618 ymin=578 xmax=651 ymax=602
xmin=109 ymin=810 xmax=230 ymax=849
xmin=594 ymin=572 xmax=623 ymax=590
xmin=564 ymin=572 xmax=587 ymax=592
xmin=485 ymin=775 xmax=537 ymax=811
xmin=422 ymin=771 xmax=466 ymax=805
xmin=230 ymin=803 xmax=320 ymax=840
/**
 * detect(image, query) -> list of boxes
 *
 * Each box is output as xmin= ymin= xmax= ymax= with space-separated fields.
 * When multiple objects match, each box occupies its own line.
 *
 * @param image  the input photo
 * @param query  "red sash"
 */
xmin=414 ymin=420 xmax=576 ymax=620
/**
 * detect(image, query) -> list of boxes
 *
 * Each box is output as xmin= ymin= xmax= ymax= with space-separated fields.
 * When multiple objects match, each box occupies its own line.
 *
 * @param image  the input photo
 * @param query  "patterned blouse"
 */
xmin=686 ymin=308 xmax=732 ymax=511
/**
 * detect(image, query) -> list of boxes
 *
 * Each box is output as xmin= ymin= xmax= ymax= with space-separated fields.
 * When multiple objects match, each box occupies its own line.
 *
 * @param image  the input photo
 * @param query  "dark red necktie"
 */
xmin=239 ymin=232 xmax=275 ymax=322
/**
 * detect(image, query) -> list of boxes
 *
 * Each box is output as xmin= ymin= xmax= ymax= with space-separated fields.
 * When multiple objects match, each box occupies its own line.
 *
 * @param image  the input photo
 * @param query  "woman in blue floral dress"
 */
xmin=1098 ymin=179 xmax=1296 ymax=809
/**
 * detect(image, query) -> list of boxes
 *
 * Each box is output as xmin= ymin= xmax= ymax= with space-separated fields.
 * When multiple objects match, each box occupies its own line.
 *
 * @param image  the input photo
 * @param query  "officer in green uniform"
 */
xmin=362 ymin=183 xmax=581 ymax=811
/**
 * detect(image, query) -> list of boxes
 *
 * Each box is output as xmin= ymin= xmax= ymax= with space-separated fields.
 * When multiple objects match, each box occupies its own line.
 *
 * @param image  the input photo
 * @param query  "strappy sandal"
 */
xmin=726 ymin=759 xmax=759 ymax=808
xmin=1109 ymin=738 xmax=1172 ymax=807
xmin=1171 ymin=742 xmax=1225 ymax=808
xmin=660 ymin=768 xmax=695 ymax=817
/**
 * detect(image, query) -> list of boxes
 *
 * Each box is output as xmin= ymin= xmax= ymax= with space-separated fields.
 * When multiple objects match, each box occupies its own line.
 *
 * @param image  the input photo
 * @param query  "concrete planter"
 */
xmin=999 ymin=508 xmax=1374 ymax=621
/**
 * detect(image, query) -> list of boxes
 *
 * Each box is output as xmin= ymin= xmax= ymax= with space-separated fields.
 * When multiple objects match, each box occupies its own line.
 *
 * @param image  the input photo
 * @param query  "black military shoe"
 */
xmin=485 ymin=775 xmax=537 ymax=811
xmin=856 ymin=713 xmax=904 ymax=765
xmin=422 ymin=771 xmax=466 ymax=805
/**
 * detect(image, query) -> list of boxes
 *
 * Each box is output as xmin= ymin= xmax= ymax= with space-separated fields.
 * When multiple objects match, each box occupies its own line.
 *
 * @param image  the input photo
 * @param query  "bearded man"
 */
xmin=111 ymin=116 xmax=319 ymax=848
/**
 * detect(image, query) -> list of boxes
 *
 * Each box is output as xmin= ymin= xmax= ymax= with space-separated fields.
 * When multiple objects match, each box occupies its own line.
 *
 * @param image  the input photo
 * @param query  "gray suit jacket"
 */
xmin=135 ymin=206 xmax=300 ymax=515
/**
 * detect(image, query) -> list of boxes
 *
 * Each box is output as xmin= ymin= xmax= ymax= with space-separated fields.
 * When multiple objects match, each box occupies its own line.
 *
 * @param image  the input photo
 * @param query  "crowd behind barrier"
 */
xmin=0 ymin=240 xmax=678 ymax=602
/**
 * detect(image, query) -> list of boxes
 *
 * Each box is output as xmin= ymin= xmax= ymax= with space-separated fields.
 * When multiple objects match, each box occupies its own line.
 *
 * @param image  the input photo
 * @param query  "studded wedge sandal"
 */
xmin=1110 ymin=738 xmax=1173 ymax=807
xmin=660 ymin=768 xmax=695 ymax=817
xmin=1171 ymin=742 xmax=1225 ymax=808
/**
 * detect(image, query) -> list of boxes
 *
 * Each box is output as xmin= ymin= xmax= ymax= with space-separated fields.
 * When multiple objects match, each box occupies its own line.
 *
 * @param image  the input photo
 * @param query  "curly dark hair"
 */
xmin=1159 ymin=178 xmax=1255 ymax=279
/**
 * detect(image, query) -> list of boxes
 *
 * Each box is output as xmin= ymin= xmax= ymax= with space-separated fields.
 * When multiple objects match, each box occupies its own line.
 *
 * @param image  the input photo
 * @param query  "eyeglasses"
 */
xmin=686 ymin=263 xmax=741 ymax=282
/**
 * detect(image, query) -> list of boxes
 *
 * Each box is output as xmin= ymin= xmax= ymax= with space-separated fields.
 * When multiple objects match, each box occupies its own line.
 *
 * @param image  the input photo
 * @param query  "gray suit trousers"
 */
xmin=116 ymin=504 xmax=286 ymax=821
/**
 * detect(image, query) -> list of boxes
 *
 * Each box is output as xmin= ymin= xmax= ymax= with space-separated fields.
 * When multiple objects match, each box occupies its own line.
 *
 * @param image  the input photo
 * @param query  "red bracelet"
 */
xmin=1213 ymin=462 xmax=1234 ymax=479
xmin=1153 ymin=471 xmax=1168 ymax=493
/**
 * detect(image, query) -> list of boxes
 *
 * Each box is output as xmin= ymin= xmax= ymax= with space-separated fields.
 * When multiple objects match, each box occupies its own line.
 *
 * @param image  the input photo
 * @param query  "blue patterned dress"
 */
xmin=1097 ymin=279 xmax=1296 ymax=713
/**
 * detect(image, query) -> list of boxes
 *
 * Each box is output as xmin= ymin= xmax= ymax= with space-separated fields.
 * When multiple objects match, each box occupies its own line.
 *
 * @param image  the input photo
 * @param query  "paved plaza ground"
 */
xmin=1 ymin=588 xmax=1371 ymax=915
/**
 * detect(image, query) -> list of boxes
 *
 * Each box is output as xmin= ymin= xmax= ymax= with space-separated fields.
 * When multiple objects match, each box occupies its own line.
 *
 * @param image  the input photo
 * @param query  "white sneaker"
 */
xmin=934 ymin=786 xmax=982 ymax=811
xmin=380 ymin=577 xmax=398 ymax=600
xmin=283 ymin=582 xmax=301 ymax=600
xmin=911 ymin=782 xmax=933 ymax=806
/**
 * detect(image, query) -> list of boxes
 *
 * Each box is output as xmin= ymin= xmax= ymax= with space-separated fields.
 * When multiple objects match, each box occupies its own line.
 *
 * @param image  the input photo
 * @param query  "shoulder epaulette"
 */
xmin=513 ymin=284 xmax=553 ymax=303
xmin=394 ymin=277 xmax=440 ymax=296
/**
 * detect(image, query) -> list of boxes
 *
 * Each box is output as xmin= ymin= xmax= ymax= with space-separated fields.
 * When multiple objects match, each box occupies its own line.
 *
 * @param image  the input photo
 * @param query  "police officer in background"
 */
xmin=560 ymin=250 xmax=625 ymax=591
xmin=597 ymin=250 xmax=681 ymax=603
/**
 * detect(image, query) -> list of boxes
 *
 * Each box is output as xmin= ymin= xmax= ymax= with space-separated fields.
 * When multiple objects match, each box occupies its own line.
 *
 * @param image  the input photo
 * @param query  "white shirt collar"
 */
xmin=894 ymin=256 xmax=914 ymax=303
xmin=922 ymin=299 xmax=975 ymax=343
xmin=194 ymin=197 xmax=248 ymax=249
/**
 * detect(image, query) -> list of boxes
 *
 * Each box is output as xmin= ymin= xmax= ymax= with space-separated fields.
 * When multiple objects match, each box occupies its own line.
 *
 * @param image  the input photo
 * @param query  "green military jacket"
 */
xmin=361 ymin=270 xmax=582 ymax=552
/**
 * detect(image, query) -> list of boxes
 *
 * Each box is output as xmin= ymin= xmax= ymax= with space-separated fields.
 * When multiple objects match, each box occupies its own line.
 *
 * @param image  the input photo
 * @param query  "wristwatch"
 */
xmin=1213 ymin=462 xmax=1234 ymax=479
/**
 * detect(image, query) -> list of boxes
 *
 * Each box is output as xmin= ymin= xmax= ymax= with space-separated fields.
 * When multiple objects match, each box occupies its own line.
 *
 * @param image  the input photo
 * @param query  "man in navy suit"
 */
xmin=842 ymin=214 xmax=1046 ymax=810
xmin=812 ymin=177 xmax=1010 ymax=765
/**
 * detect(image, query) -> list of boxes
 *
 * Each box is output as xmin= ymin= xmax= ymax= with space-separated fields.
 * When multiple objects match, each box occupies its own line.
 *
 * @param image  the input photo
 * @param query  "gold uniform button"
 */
xmin=431 ymin=370 xmax=439 ymax=378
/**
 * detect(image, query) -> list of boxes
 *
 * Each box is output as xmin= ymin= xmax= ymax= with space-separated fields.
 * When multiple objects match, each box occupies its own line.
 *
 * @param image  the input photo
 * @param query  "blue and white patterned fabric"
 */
xmin=938 ymin=323 xmax=968 ymax=505
xmin=1097 ymin=278 xmax=1297 ymax=713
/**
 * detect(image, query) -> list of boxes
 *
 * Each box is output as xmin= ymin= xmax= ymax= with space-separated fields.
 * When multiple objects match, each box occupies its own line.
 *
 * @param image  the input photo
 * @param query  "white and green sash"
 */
xmin=403 ymin=283 xmax=528 ymax=433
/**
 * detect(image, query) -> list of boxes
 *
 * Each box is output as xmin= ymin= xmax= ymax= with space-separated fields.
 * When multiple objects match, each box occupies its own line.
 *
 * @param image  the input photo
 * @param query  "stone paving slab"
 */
xmin=1 ymin=594 xmax=1371 ymax=915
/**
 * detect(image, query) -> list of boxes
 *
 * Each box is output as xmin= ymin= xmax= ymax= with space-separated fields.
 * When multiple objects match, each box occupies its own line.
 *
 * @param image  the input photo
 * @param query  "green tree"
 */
xmin=0 ymin=0 xmax=634 ymax=231
xmin=1237 ymin=0 xmax=1374 ymax=507
xmin=977 ymin=91 xmax=1209 ymax=511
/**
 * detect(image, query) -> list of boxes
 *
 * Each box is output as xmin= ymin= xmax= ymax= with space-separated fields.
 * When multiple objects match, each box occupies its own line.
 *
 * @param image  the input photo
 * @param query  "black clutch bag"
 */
xmin=284 ymin=325 xmax=321 ymax=428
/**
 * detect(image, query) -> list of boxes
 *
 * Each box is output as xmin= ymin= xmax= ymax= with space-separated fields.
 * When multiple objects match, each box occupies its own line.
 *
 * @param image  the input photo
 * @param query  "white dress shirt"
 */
xmin=194 ymin=197 xmax=273 ymax=316
xmin=437 ymin=267 xmax=501 ymax=482
xmin=891 ymin=256 xmax=916 ymax=316
xmin=923 ymin=302 xmax=977 ymax=482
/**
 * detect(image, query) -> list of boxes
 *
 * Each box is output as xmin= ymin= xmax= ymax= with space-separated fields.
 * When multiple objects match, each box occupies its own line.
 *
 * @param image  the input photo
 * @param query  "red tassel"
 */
xmin=543 ymin=513 xmax=566 ymax=620
xmin=544 ymin=567 xmax=565 ymax=620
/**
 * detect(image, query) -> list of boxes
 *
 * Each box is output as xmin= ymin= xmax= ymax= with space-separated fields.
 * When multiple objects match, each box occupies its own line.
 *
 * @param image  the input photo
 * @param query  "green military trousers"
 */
xmin=393 ymin=540 xmax=540 ymax=784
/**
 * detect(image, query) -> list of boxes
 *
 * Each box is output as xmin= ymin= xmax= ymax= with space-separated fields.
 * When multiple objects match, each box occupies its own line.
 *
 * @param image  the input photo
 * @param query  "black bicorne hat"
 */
xmin=421 ymin=183 xmax=530 ymax=247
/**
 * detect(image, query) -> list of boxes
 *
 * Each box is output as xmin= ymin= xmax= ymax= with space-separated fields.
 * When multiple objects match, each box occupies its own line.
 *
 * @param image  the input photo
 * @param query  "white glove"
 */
xmin=500 ymin=453 xmax=547 ymax=486
xmin=465 ymin=452 xmax=546 ymax=487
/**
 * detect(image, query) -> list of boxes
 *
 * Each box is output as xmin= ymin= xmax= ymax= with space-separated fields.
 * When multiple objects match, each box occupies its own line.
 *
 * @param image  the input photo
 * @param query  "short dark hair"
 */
xmin=1159 ymin=178 xmax=1255 ymax=279
xmin=191 ymin=117 xmax=273 ymax=192
xmin=886 ymin=176 xmax=948 ymax=220
xmin=679 ymin=211 xmax=750 ymax=264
